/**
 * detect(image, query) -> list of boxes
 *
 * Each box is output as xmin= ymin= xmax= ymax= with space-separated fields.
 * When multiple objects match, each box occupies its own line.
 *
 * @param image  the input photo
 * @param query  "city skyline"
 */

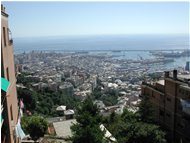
xmin=2 ymin=1 xmax=189 ymax=38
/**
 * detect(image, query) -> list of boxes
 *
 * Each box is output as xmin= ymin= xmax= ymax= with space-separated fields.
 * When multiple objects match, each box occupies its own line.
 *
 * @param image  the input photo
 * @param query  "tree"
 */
xmin=137 ymin=94 xmax=155 ymax=123
xmin=100 ymin=94 xmax=118 ymax=106
xmin=17 ymin=88 xmax=37 ymax=111
xmin=115 ymin=121 xmax=166 ymax=143
xmin=70 ymin=96 xmax=104 ymax=143
xmin=92 ymin=87 xmax=102 ymax=99
xmin=105 ymin=109 xmax=166 ymax=143
xmin=17 ymin=85 xmax=80 ymax=117
xmin=17 ymin=72 xmax=31 ymax=85
xmin=24 ymin=116 xmax=48 ymax=142
xmin=21 ymin=116 xmax=30 ymax=134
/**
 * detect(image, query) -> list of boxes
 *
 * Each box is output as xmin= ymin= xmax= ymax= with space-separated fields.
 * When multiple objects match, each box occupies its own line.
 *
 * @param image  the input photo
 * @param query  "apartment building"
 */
xmin=141 ymin=70 xmax=190 ymax=143
xmin=1 ymin=5 xmax=19 ymax=143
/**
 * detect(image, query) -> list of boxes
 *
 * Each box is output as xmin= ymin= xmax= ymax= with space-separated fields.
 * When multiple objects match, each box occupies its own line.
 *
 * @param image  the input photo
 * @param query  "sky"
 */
xmin=2 ymin=1 xmax=189 ymax=38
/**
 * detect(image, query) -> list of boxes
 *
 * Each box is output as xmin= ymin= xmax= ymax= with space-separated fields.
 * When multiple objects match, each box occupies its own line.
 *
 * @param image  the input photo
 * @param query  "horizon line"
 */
xmin=14 ymin=33 xmax=190 ymax=39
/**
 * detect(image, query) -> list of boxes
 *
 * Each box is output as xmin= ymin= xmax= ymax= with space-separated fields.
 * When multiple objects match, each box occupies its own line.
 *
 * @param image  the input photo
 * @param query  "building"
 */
xmin=185 ymin=61 xmax=189 ymax=71
xmin=15 ymin=64 xmax=23 ymax=74
xmin=59 ymin=82 xmax=74 ymax=96
xmin=1 ymin=5 xmax=19 ymax=143
xmin=141 ymin=70 xmax=190 ymax=143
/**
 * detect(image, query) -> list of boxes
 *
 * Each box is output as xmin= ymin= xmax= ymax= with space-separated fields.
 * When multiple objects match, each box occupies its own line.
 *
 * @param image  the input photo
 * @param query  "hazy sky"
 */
xmin=2 ymin=2 xmax=189 ymax=38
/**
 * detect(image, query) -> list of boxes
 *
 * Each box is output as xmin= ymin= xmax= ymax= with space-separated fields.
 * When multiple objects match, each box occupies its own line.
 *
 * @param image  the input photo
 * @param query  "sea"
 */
xmin=13 ymin=34 xmax=190 ymax=70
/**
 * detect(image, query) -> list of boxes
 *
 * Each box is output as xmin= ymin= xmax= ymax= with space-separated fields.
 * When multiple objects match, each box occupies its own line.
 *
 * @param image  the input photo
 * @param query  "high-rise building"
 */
xmin=141 ymin=70 xmax=190 ymax=143
xmin=185 ymin=61 xmax=190 ymax=71
xmin=1 ymin=5 xmax=19 ymax=143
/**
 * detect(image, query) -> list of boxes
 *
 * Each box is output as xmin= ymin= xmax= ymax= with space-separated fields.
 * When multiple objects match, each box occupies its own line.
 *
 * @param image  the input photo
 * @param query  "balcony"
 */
xmin=1 ymin=104 xmax=4 ymax=128
xmin=1 ymin=93 xmax=6 ymax=128
xmin=8 ymin=39 xmax=13 ymax=45
xmin=8 ymin=28 xmax=13 ymax=45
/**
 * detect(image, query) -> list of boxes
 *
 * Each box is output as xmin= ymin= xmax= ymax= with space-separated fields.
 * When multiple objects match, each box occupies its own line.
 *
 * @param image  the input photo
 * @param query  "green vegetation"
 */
xmin=17 ymin=73 xmax=80 ymax=117
xmin=103 ymin=109 xmax=166 ymax=143
xmin=70 ymin=95 xmax=166 ymax=143
xmin=92 ymin=86 xmax=102 ymax=99
xmin=99 ymin=94 xmax=118 ymax=106
xmin=17 ymin=73 xmax=79 ymax=116
xmin=17 ymin=87 xmax=79 ymax=117
xmin=21 ymin=115 xmax=48 ymax=141
xmin=148 ymin=73 xmax=162 ymax=81
xmin=17 ymin=88 xmax=37 ymax=111
xmin=137 ymin=94 xmax=155 ymax=123
xmin=92 ymin=86 xmax=118 ymax=106
xmin=21 ymin=115 xmax=30 ymax=134
xmin=102 ymin=95 xmax=166 ymax=143
xmin=70 ymin=96 xmax=105 ymax=143
xmin=17 ymin=74 xmax=166 ymax=143
xmin=17 ymin=72 xmax=32 ymax=85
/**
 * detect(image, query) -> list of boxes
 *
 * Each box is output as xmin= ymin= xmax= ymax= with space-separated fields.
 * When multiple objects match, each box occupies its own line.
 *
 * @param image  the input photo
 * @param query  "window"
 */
xmin=167 ymin=97 xmax=171 ymax=102
xmin=1 ymin=68 xmax=4 ymax=78
xmin=3 ymin=27 xmax=6 ymax=47
xmin=178 ymin=101 xmax=182 ymax=110
xmin=10 ymin=105 xmax=13 ymax=120
xmin=6 ymin=67 xmax=9 ymax=81
xmin=7 ymin=28 xmax=9 ymax=41
xmin=159 ymin=109 xmax=164 ymax=116
xmin=1 ymin=52 xmax=4 ymax=78
xmin=166 ymin=113 xmax=171 ymax=117
xmin=177 ymin=122 xmax=185 ymax=129
xmin=7 ymin=28 xmax=13 ymax=45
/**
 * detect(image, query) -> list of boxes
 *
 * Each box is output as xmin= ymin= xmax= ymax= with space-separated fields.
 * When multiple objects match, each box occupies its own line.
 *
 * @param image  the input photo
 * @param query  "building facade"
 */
xmin=185 ymin=61 xmax=189 ymax=71
xmin=1 ymin=5 xmax=19 ymax=143
xmin=141 ymin=70 xmax=190 ymax=143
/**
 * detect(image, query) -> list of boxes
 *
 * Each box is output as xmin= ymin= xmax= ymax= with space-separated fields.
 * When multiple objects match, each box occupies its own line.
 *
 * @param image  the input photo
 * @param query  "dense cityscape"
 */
xmin=14 ymin=50 xmax=189 ymax=111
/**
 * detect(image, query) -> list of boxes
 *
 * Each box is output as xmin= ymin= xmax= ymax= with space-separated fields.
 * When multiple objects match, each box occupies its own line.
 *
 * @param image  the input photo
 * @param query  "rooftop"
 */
xmin=1 ymin=5 xmax=8 ymax=17
xmin=180 ymin=84 xmax=190 ymax=91
xmin=53 ymin=119 xmax=77 ymax=138
xmin=178 ymin=74 xmax=190 ymax=80
xmin=157 ymin=80 xmax=165 ymax=85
